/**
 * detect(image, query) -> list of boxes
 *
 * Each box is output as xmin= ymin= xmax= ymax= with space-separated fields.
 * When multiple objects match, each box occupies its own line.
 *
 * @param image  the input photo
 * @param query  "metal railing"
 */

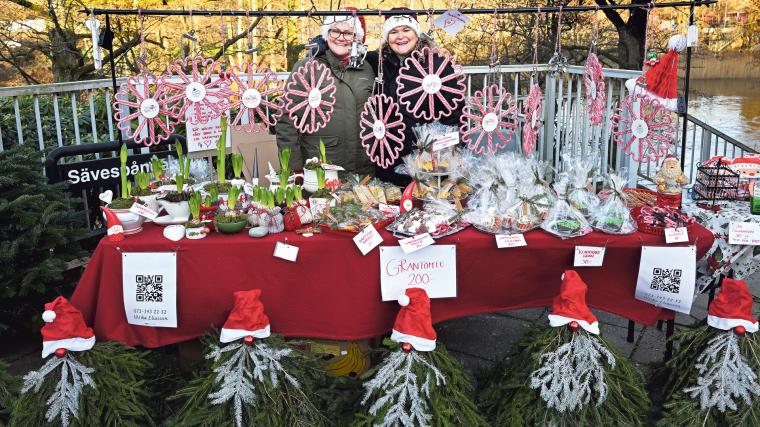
xmin=1 ymin=64 xmax=755 ymax=184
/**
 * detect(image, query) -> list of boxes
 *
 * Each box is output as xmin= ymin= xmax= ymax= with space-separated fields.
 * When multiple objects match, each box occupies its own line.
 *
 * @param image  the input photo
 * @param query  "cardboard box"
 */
xmin=230 ymin=129 xmax=279 ymax=187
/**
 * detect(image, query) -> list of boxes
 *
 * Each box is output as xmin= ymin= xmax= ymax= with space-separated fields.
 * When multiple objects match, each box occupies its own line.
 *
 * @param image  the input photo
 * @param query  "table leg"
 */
xmin=627 ymin=320 xmax=635 ymax=343
xmin=664 ymin=319 xmax=675 ymax=361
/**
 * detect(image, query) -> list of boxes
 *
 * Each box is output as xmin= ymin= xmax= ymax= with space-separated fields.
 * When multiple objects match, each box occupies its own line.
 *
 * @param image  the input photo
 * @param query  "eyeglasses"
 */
xmin=328 ymin=28 xmax=356 ymax=41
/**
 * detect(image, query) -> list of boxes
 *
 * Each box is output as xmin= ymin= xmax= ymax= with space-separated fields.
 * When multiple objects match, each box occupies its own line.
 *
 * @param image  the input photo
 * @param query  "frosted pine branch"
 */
xmin=208 ymin=341 xmax=300 ymax=427
xmin=21 ymin=353 xmax=96 ymax=427
xmin=683 ymin=331 xmax=760 ymax=412
xmin=361 ymin=351 xmax=446 ymax=427
xmin=529 ymin=333 xmax=615 ymax=412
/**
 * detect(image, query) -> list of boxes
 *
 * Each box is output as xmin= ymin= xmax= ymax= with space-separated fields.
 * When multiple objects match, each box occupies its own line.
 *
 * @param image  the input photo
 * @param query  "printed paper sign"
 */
xmin=380 ymin=245 xmax=456 ymax=301
xmin=432 ymin=131 xmax=459 ymax=151
xmin=273 ymin=241 xmax=299 ymax=262
xmin=321 ymin=163 xmax=345 ymax=171
xmin=399 ymin=233 xmax=435 ymax=254
xmin=433 ymin=9 xmax=471 ymax=37
xmin=186 ymin=110 xmax=231 ymax=153
xmin=635 ymin=246 xmax=696 ymax=314
xmin=574 ymin=246 xmax=605 ymax=267
xmin=728 ymin=222 xmax=760 ymax=246
xmin=379 ymin=203 xmax=401 ymax=217
xmin=687 ymin=24 xmax=699 ymax=47
xmin=122 ymin=252 xmax=177 ymax=327
xmin=664 ymin=227 xmax=689 ymax=244
xmin=129 ymin=202 xmax=159 ymax=220
xmin=353 ymin=224 xmax=383 ymax=256
xmin=495 ymin=234 xmax=527 ymax=248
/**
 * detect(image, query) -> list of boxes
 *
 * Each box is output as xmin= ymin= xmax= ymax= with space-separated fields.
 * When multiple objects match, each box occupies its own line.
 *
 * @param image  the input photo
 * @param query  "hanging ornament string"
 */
xmin=488 ymin=9 xmax=500 ymax=84
xmin=461 ymin=9 xmax=518 ymax=156
xmin=523 ymin=10 xmax=544 ymax=157
xmin=182 ymin=7 xmax=198 ymax=56
xmin=219 ymin=12 xmax=230 ymax=77
xmin=584 ymin=6 xmax=606 ymax=126
xmin=547 ymin=3 xmax=568 ymax=76
xmin=113 ymin=10 xmax=177 ymax=146
xmin=245 ymin=10 xmax=257 ymax=55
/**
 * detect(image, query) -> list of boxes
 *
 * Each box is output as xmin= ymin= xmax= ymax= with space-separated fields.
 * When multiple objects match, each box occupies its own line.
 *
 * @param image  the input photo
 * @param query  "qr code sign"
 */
xmin=650 ymin=268 xmax=682 ymax=294
xmin=135 ymin=274 xmax=163 ymax=302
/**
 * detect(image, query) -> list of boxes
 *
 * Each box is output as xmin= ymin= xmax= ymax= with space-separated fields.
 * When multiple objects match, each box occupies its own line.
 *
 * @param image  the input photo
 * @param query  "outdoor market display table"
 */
xmin=70 ymin=223 xmax=714 ymax=348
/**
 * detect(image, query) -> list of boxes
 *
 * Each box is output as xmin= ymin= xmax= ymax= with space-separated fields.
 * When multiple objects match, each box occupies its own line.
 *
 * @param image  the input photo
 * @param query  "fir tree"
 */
xmin=0 ymin=358 xmax=19 ymax=426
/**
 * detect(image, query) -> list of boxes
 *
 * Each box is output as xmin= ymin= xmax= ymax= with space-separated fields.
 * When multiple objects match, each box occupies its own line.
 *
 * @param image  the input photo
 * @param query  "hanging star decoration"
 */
xmin=460 ymin=85 xmax=517 ymax=155
xmin=522 ymin=84 xmax=543 ymax=156
xmin=113 ymin=72 xmax=178 ymax=146
xmin=396 ymin=47 xmax=466 ymax=121
xmin=283 ymin=60 xmax=337 ymax=134
xmin=359 ymin=94 xmax=406 ymax=168
xmin=226 ymin=63 xmax=284 ymax=133
xmin=611 ymin=92 xmax=676 ymax=163
xmin=584 ymin=52 xmax=606 ymax=126
xmin=160 ymin=55 xmax=232 ymax=125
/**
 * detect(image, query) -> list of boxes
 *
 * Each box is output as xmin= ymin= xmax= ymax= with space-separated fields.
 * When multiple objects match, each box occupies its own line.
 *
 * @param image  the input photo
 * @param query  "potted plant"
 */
xmin=303 ymin=140 xmax=340 ymax=192
xmin=203 ymin=118 xmax=232 ymax=196
xmin=308 ymin=167 xmax=336 ymax=219
xmin=214 ymin=184 xmax=248 ymax=234
xmin=157 ymin=174 xmax=191 ymax=222
xmin=200 ymin=186 xmax=220 ymax=222
xmin=185 ymin=191 xmax=209 ymax=239
xmin=104 ymin=144 xmax=146 ymax=234
xmin=257 ymin=187 xmax=284 ymax=234
xmin=230 ymin=152 xmax=246 ymax=188
xmin=133 ymin=171 xmax=160 ymax=215
xmin=150 ymin=155 xmax=165 ymax=187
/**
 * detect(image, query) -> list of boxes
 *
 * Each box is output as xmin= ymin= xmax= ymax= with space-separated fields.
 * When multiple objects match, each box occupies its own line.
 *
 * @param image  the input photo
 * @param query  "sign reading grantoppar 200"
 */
xmin=122 ymin=252 xmax=177 ymax=327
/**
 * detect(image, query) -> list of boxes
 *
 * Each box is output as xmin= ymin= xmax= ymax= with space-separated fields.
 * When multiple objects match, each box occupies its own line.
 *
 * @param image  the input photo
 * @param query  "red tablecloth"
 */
xmin=70 ymin=223 xmax=713 ymax=348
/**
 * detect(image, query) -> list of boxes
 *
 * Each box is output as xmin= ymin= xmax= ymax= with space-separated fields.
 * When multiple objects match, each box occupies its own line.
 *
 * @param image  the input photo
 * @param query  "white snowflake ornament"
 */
xmin=160 ymin=55 xmax=232 ymax=125
xmin=283 ymin=60 xmax=337 ymax=134
xmin=460 ymin=84 xmax=518 ymax=155
xmin=611 ymin=93 xmax=676 ymax=163
xmin=584 ymin=52 xmax=606 ymax=126
xmin=522 ymin=84 xmax=543 ymax=156
xmin=396 ymin=47 xmax=466 ymax=121
xmin=359 ymin=94 xmax=406 ymax=168
xmin=113 ymin=72 xmax=178 ymax=146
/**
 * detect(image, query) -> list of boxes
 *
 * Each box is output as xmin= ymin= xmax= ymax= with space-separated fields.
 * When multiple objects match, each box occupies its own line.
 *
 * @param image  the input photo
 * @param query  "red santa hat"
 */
xmin=322 ymin=7 xmax=366 ymax=43
xmin=383 ymin=8 xmax=421 ymax=41
xmin=707 ymin=278 xmax=758 ymax=333
xmin=41 ymin=297 xmax=96 ymax=358
xmin=625 ymin=34 xmax=687 ymax=112
xmin=220 ymin=289 xmax=271 ymax=343
xmin=390 ymin=287 xmax=436 ymax=351
xmin=547 ymin=270 xmax=600 ymax=335
xmin=100 ymin=206 xmax=124 ymax=242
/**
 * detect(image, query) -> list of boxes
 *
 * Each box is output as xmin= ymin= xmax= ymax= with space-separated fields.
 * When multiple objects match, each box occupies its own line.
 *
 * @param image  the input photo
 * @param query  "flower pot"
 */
xmin=105 ymin=206 xmax=145 ymax=235
xmin=259 ymin=207 xmax=284 ymax=234
xmin=185 ymin=226 xmax=207 ymax=239
xmin=303 ymin=169 xmax=339 ymax=193
xmin=138 ymin=194 xmax=161 ymax=220
xmin=157 ymin=200 xmax=190 ymax=221
xmin=215 ymin=220 xmax=247 ymax=234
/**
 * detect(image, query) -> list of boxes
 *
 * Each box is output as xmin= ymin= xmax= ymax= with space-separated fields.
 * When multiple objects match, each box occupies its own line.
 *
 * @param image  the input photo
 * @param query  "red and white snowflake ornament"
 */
xmin=160 ymin=55 xmax=231 ymax=125
xmin=460 ymin=85 xmax=517 ymax=155
xmin=396 ymin=47 xmax=466 ymax=121
xmin=359 ymin=94 xmax=406 ymax=168
xmin=283 ymin=61 xmax=336 ymax=134
xmin=522 ymin=84 xmax=543 ymax=156
xmin=113 ymin=72 xmax=177 ymax=146
xmin=611 ymin=93 xmax=676 ymax=163
xmin=584 ymin=53 xmax=606 ymax=126
xmin=226 ymin=63 xmax=284 ymax=133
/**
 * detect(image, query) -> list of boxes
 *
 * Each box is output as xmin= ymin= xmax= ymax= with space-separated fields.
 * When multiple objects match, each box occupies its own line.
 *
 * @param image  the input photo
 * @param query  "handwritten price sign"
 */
xmin=574 ymin=246 xmax=606 ymax=267
xmin=728 ymin=222 xmax=760 ymax=246
xmin=433 ymin=9 xmax=471 ymax=37
xmin=379 ymin=245 xmax=457 ymax=301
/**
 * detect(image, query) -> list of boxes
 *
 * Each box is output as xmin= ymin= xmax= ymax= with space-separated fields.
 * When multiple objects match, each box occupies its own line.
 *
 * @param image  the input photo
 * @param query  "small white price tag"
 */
xmin=321 ymin=163 xmax=345 ymax=171
xmin=687 ymin=24 xmax=699 ymax=47
xmin=664 ymin=227 xmax=689 ymax=244
xmin=273 ymin=241 xmax=299 ymax=262
xmin=495 ymin=234 xmax=527 ymax=248
xmin=728 ymin=222 xmax=760 ymax=245
xmin=433 ymin=9 xmax=471 ymax=37
xmin=432 ymin=132 xmax=459 ymax=151
xmin=399 ymin=233 xmax=435 ymax=254
xmin=353 ymin=224 xmax=384 ymax=256
xmin=379 ymin=203 xmax=401 ymax=217
xmin=129 ymin=202 xmax=159 ymax=220
xmin=574 ymin=246 xmax=606 ymax=267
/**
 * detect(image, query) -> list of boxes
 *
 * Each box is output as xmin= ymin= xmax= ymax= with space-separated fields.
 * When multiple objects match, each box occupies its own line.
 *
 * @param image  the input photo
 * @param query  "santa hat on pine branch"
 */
xmin=220 ymin=289 xmax=271 ymax=343
xmin=625 ymin=34 xmax=687 ymax=112
xmin=383 ymin=8 xmax=421 ymax=41
xmin=322 ymin=7 xmax=366 ymax=43
xmin=390 ymin=287 xmax=437 ymax=351
xmin=41 ymin=296 xmax=96 ymax=358
xmin=707 ymin=278 xmax=759 ymax=334
xmin=100 ymin=206 xmax=124 ymax=242
xmin=547 ymin=270 xmax=600 ymax=335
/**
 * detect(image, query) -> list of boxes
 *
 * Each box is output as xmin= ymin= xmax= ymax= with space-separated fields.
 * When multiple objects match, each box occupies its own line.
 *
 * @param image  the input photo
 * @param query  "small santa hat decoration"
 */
xmin=220 ymin=289 xmax=272 ymax=343
xmin=707 ymin=278 xmax=759 ymax=334
xmin=547 ymin=270 xmax=600 ymax=335
xmin=41 ymin=296 xmax=96 ymax=358
xmin=383 ymin=8 xmax=421 ymax=41
xmin=625 ymin=34 xmax=687 ymax=112
xmin=390 ymin=287 xmax=436 ymax=351
xmin=100 ymin=206 xmax=125 ymax=242
xmin=322 ymin=7 xmax=366 ymax=43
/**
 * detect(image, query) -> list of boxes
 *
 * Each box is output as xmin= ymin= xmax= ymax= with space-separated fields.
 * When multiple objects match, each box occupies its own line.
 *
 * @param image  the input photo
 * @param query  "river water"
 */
xmin=688 ymin=78 xmax=760 ymax=151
